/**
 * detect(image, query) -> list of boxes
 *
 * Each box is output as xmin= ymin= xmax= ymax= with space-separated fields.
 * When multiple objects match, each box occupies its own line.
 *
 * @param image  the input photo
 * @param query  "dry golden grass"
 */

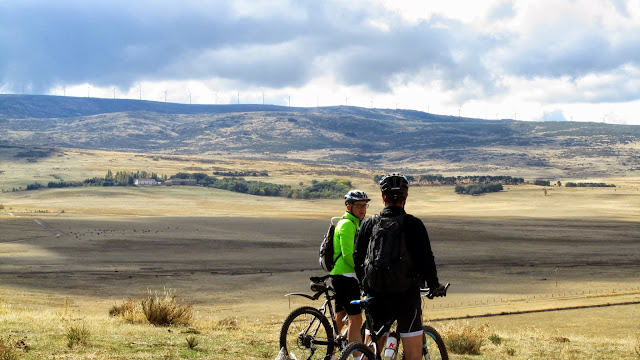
xmin=1 ymin=148 xmax=639 ymax=359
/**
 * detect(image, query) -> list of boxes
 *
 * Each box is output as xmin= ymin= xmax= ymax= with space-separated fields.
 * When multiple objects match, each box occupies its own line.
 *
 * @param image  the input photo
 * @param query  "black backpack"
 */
xmin=319 ymin=217 xmax=344 ymax=272
xmin=363 ymin=214 xmax=414 ymax=293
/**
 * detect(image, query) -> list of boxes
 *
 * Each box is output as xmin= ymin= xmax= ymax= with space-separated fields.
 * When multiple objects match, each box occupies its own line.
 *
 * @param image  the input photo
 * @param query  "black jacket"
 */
xmin=354 ymin=206 xmax=440 ymax=290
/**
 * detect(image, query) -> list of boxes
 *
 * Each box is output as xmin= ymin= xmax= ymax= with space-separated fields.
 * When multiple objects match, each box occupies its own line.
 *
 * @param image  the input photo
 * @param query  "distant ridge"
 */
xmin=1 ymin=94 xmax=639 ymax=178
xmin=0 ymin=94 xmax=298 ymax=118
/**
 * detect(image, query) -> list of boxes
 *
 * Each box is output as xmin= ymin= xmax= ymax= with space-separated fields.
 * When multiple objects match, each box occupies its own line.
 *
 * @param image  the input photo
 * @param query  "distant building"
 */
xmin=134 ymin=178 xmax=158 ymax=186
xmin=164 ymin=179 xmax=198 ymax=186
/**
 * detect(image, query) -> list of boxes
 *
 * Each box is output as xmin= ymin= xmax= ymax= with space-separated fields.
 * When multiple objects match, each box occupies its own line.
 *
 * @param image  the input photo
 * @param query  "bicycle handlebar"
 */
xmin=420 ymin=282 xmax=450 ymax=299
xmin=309 ymin=275 xmax=331 ymax=283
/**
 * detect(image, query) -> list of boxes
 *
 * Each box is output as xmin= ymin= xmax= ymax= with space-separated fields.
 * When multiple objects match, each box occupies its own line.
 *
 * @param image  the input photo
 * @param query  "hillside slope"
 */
xmin=1 ymin=94 xmax=639 ymax=178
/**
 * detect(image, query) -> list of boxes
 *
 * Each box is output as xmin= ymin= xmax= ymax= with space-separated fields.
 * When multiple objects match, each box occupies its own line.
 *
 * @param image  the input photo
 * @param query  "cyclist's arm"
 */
xmin=336 ymin=220 xmax=357 ymax=269
xmin=353 ymin=217 xmax=372 ymax=282
xmin=407 ymin=216 xmax=440 ymax=289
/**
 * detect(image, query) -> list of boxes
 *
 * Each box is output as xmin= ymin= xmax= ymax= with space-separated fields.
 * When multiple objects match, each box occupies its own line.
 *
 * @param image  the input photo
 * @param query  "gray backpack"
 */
xmin=319 ymin=217 xmax=343 ymax=272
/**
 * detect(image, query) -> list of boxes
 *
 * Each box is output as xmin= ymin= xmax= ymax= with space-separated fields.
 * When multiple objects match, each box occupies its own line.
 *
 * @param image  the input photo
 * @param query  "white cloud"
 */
xmin=1 ymin=0 xmax=639 ymax=125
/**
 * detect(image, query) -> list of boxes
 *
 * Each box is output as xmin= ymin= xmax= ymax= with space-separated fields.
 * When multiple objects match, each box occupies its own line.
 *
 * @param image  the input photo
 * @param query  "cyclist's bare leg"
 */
xmin=335 ymin=310 xmax=346 ymax=335
xmin=347 ymin=313 xmax=362 ymax=343
xmin=400 ymin=333 xmax=423 ymax=360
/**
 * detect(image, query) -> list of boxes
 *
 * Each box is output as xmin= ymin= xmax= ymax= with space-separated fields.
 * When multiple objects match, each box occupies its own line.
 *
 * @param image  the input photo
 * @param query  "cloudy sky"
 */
xmin=1 ymin=0 xmax=639 ymax=124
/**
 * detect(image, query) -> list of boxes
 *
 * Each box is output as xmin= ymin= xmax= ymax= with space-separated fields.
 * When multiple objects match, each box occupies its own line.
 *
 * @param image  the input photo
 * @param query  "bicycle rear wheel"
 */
xmin=421 ymin=325 xmax=448 ymax=360
xmin=337 ymin=342 xmax=376 ymax=360
xmin=279 ymin=306 xmax=335 ymax=360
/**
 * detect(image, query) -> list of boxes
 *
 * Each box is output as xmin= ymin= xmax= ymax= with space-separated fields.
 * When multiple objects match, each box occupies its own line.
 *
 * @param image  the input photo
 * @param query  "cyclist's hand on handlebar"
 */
xmin=425 ymin=283 xmax=449 ymax=299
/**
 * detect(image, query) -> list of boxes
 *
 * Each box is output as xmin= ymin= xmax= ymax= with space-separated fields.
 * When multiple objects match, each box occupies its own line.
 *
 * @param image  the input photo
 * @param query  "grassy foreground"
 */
xmin=2 ymin=292 xmax=639 ymax=359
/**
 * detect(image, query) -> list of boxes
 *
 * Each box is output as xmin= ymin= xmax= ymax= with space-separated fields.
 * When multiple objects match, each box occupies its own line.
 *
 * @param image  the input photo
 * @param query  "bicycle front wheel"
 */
xmin=421 ymin=325 xmax=448 ymax=360
xmin=337 ymin=342 xmax=376 ymax=360
xmin=279 ymin=306 xmax=335 ymax=360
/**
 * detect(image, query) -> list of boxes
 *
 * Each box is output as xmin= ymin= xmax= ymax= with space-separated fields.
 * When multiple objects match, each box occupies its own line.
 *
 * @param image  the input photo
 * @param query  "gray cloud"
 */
xmin=1 ymin=0 xmax=639 ymax=108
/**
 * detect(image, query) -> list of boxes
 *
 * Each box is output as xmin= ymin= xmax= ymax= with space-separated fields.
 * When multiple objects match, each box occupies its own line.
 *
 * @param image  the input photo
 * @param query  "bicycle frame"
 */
xmin=350 ymin=283 xmax=451 ymax=359
xmin=284 ymin=275 xmax=348 ymax=344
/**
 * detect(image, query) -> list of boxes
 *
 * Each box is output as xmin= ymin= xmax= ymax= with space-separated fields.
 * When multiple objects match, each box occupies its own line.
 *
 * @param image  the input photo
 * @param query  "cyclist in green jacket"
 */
xmin=331 ymin=190 xmax=370 ymax=349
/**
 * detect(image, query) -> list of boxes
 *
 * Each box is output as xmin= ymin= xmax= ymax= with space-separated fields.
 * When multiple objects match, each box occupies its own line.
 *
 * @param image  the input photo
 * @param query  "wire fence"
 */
xmin=424 ymin=286 xmax=640 ymax=321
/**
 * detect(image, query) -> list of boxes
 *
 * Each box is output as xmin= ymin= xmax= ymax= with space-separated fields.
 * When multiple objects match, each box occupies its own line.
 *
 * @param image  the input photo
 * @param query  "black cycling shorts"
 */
xmin=331 ymin=275 xmax=362 ymax=316
xmin=368 ymin=287 xmax=423 ymax=336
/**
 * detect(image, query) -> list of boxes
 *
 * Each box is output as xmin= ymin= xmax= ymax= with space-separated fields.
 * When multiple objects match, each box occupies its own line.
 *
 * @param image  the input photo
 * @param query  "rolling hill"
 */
xmin=1 ymin=94 xmax=639 ymax=178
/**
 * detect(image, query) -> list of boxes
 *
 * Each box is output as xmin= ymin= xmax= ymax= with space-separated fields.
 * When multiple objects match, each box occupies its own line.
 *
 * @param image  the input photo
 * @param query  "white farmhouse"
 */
xmin=134 ymin=178 xmax=158 ymax=186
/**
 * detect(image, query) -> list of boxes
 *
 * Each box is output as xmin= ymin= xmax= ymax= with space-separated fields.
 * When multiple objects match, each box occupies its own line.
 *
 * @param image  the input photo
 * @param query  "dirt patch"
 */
xmin=1 ymin=215 xmax=638 ymax=310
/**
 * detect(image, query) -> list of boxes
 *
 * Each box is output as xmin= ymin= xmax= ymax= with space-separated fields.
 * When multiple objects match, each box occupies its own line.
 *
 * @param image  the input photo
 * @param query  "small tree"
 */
xmin=533 ymin=179 xmax=551 ymax=186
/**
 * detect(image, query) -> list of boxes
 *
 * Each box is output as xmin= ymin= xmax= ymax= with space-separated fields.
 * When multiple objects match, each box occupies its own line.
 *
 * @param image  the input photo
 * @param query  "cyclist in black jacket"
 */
xmin=354 ymin=173 xmax=444 ymax=360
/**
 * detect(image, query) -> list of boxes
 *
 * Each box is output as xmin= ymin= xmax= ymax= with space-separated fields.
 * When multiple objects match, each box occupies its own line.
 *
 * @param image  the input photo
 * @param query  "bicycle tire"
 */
xmin=420 ymin=325 xmax=448 ymax=360
xmin=337 ymin=341 xmax=376 ymax=360
xmin=279 ymin=306 xmax=335 ymax=360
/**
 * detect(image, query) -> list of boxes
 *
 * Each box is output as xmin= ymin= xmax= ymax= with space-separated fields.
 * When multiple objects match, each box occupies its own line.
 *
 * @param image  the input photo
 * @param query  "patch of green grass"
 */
xmin=488 ymin=333 xmax=502 ymax=345
xmin=186 ymin=335 xmax=199 ymax=350
xmin=66 ymin=322 xmax=90 ymax=348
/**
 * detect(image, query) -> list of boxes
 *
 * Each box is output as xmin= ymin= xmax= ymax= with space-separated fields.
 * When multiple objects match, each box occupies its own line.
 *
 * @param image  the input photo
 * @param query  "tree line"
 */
xmin=373 ymin=174 xmax=525 ymax=186
xmin=565 ymin=182 xmax=616 ymax=188
xmin=21 ymin=170 xmax=352 ymax=199
xmin=173 ymin=172 xmax=351 ymax=199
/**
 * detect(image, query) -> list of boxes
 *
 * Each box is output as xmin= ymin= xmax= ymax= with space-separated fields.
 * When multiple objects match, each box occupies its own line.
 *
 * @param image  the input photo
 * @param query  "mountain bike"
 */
xmin=338 ymin=283 xmax=450 ymax=360
xmin=279 ymin=275 xmax=353 ymax=360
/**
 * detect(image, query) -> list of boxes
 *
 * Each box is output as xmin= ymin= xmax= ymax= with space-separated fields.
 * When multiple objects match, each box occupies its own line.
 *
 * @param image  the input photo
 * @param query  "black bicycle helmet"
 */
xmin=344 ymin=190 xmax=371 ymax=205
xmin=379 ymin=173 xmax=409 ymax=199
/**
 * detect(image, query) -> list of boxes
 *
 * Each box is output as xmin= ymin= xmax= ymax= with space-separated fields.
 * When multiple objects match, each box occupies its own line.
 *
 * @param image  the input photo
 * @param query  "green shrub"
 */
xmin=186 ymin=335 xmax=199 ymax=350
xmin=533 ymin=179 xmax=551 ymax=186
xmin=455 ymin=183 xmax=503 ymax=195
xmin=141 ymin=288 xmax=193 ymax=326
xmin=488 ymin=333 xmax=502 ymax=345
xmin=66 ymin=323 xmax=90 ymax=348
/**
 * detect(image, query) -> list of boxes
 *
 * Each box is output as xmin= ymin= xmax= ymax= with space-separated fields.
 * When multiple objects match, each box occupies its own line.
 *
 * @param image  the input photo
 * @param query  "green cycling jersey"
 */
xmin=330 ymin=211 xmax=360 ymax=276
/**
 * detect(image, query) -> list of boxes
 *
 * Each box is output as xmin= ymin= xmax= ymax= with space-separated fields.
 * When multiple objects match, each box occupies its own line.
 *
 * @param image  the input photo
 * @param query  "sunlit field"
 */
xmin=1 ymin=148 xmax=639 ymax=359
